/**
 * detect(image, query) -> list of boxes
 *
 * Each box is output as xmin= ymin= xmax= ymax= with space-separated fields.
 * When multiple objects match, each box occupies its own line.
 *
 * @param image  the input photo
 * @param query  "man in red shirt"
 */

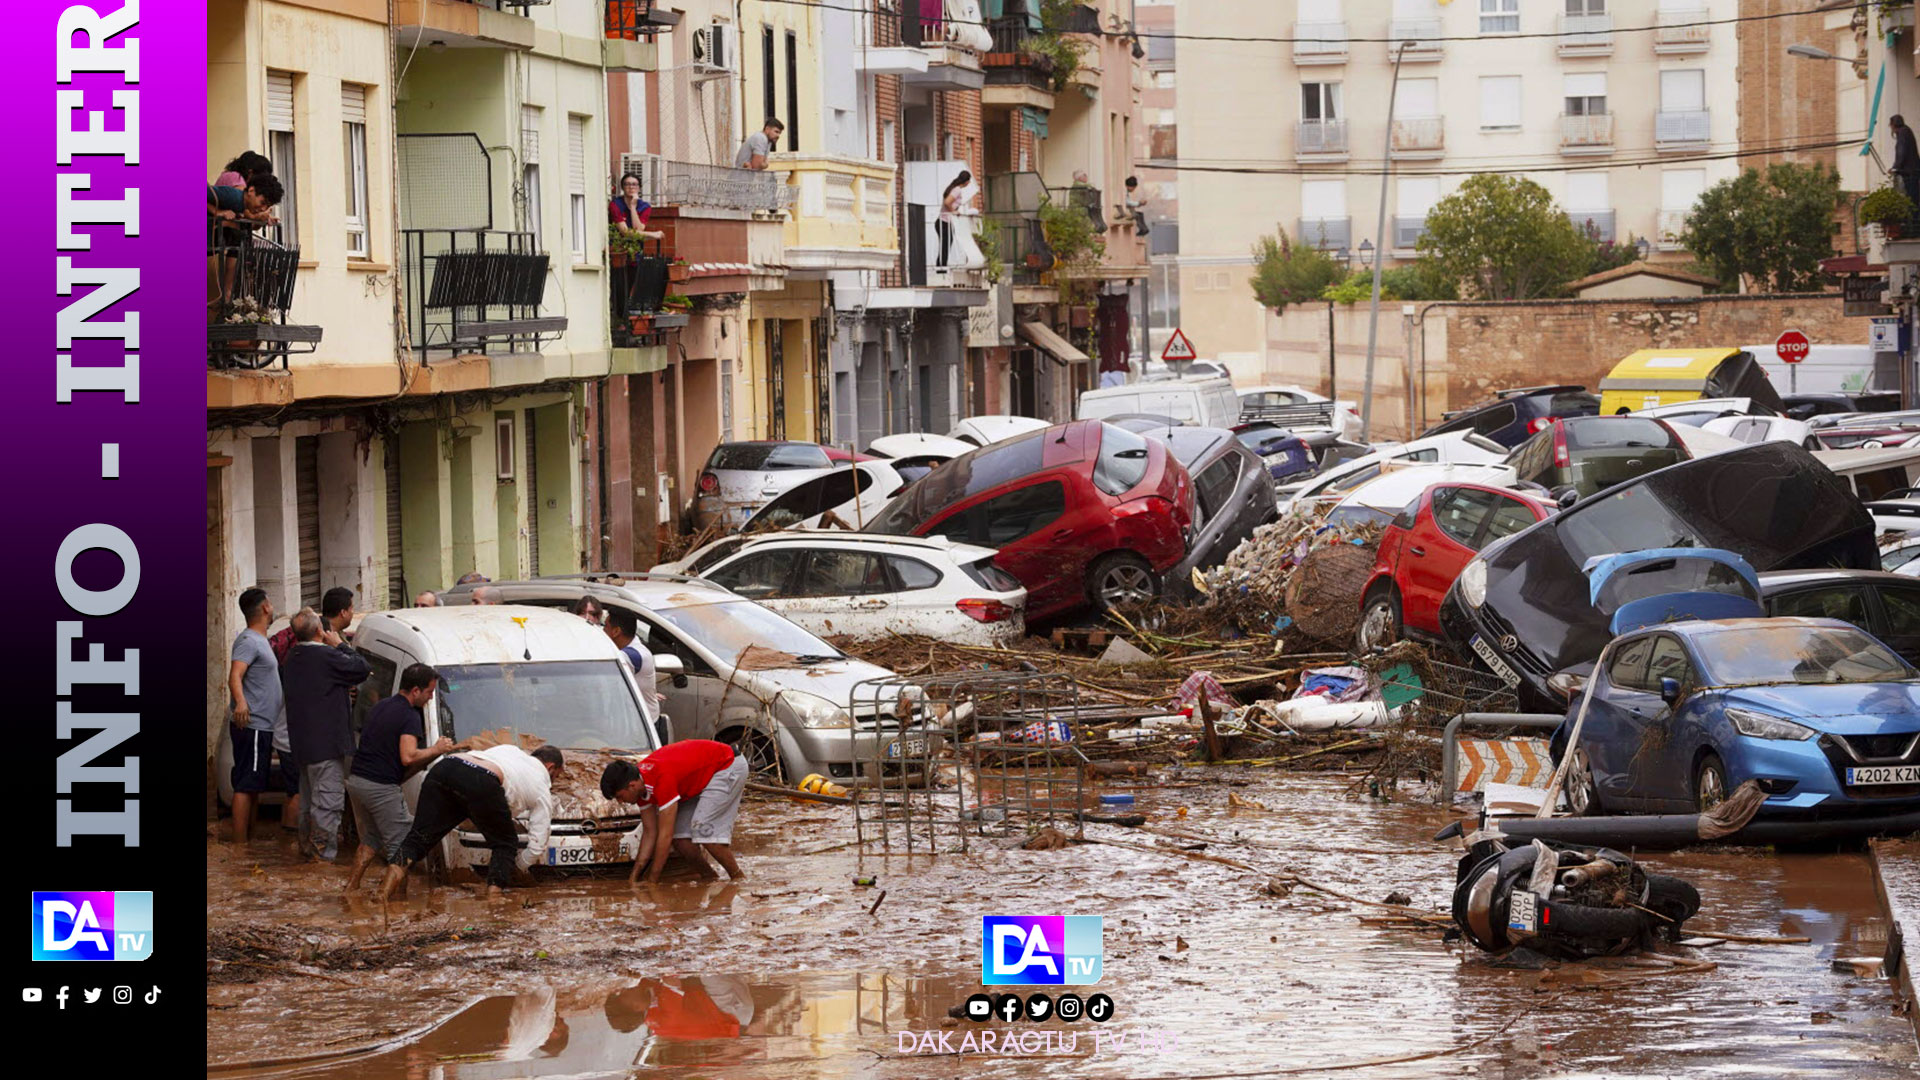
xmin=600 ymin=739 xmax=748 ymax=884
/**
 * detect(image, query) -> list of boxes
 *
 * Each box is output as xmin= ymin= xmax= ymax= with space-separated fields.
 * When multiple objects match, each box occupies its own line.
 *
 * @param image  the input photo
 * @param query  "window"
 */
xmin=1608 ymin=635 xmax=1656 ymax=690
xmin=1093 ymin=427 xmax=1152 ymax=496
xmin=521 ymin=105 xmax=543 ymax=247
xmin=1434 ymin=487 xmax=1496 ymax=546
xmin=351 ymin=653 xmax=399 ymax=736
xmin=1565 ymin=172 xmax=1608 ymax=212
xmin=687 ymin=537 xmax=748 ymax=575
xmin=1301 ymin=82 xmax=1341 ymax=122
xmin=342 ymin=84 xmax=369 ymax=257
xmin=1564 ymin=72 xmax=1607 ymax=116
xmin=1661 ymin=69 xmax=1705 ymax=112
xmin=1193 ymin=459 xmax=1238 ymax=523
xmin=786 ymin=30 xmax=800 ymax=153
xmin=1769 ymin=587 xmax=1870 ymax=626
xmin=886 ymin=556 xmax=942 ymax=591
xmin=1567 ymin=0 xmax=1606 ymax=13
xmin=1479 ymin=0 xmax=1519 ymax=34
xmin=266 ymin=71 xmax=299 ymax=248
xmin=761 ymin=25 xmax=776 ymax=126
xmin=1479 ymin=76 xmax=1521 ymax=131
xmin=567 ymin=114 xmax=588 ymax=264
xmin=1484 ymin=496 xmax=1539 ymax=541
xmin=1398 ymin=78 xmax=1439 ymax=120
xmin=1299 ymin=0 xmax=1342 ymax=22
xmin=979 ymin=481 xmax=1067 ymax=546
xmin=1153 ymin=70 xmax=1175 ymax=90
xmin=706 ymin=550 xmax=803 ymax=599
xmin=1398 ymin=177 xmax=1440 ymax=218
xmin=1645 ymin=635 xmax=1694 ymax=689
xmin=798 ymin=551 xmax=889 ymax=596
xmin=1661 ymin=168 xmax=1706 ymax=212
xmin=1880 ymin=587 xmax=1920 ymax=635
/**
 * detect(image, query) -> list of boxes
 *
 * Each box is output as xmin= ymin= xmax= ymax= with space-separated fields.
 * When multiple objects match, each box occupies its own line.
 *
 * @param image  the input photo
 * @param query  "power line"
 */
xmin=1137 ymin=134 xmax=1869 ymax=179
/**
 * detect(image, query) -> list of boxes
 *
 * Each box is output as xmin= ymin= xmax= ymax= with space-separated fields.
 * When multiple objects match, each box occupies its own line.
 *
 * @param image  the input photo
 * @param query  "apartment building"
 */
xmin=1176 ymin=0 xmax=1742 ymax=376
xmin=1136 ymin=0 xmax=1178 ymax=359
xmin=206 ymin=0 xmax=656 ymax=757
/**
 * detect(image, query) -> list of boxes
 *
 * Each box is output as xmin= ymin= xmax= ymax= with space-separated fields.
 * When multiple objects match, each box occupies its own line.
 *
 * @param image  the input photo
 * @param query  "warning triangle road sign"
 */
xmin=1161 ymin=328 xmax=1197 ymax=363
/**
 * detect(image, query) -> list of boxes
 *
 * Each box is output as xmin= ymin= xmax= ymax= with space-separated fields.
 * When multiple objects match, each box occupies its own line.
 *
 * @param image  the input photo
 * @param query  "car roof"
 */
xmin=443 ymin=573 xmax=742 ymax=612
xmin=1341 ymin=464 xmax=1513 ymax=507
xmin=356 ymin=606 xmax=622 ymax=664
xmin=1639 ymin=615 xmax=1855 ymax=638
xmin=1757 ymin=568 xmax=1920 ymax=589
xmin=717 ymin=531 xmax=993 ymax=561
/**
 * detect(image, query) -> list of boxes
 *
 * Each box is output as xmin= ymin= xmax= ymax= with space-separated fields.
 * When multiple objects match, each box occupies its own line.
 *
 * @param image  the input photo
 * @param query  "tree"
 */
xmin=1415 ymin=174 xmax=1592 ymax=299
xmin=1680 ymin=163 xmax=1841 ymax=293
xmin=1249 ymin=232 xmax=1343 ymax=312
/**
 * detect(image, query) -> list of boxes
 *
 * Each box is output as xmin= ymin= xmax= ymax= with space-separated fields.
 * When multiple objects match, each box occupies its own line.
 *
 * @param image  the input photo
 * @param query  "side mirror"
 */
xmin=655 ymin=653 xmax=689 ymax=688
xmin=1659 ymin=677 xmax=1682 ymax=706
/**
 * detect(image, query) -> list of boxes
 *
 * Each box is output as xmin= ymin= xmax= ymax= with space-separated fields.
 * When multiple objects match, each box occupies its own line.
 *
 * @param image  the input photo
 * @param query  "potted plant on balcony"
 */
xmin=668 ymin=258 xmax=691 ymax=283
xmin=1863 ymin=185 xmax=1916 ymax=241
xmin=608 ymin=226 xmax=649 ymax=268
xmin=661 ymin=293 xmax=693 ymax=314
xmin=1038 ymin=196 xmax=1106 ymax=303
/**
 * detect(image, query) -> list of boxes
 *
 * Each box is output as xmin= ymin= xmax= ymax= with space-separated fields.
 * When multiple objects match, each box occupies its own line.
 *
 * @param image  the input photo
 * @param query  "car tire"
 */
xmin=1694 ymin=753 xmax=1728 ymax=814
xmin=737 ymin=730 xmax=784 ymax=783
xmin=1089 ymin=552 xmax=1158 ymax=612
xmin=1356 ymin=590 xmax=1401 ymax=652
xmin=1566 ymin=747 xmax=1603 ymax=817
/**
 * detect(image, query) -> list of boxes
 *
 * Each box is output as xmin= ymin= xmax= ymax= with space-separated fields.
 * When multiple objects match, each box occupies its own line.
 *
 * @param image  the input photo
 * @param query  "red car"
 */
xmin=1357 ymin=482 xmax=1553 ymax=650
xmin=872 ymin=420 xmax=1194 ymax=621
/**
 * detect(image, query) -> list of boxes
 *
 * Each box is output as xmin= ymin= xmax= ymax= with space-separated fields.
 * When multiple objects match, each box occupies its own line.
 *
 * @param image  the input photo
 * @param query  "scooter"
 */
xmin=1451 ymin=836 xmax=1700 ymax=959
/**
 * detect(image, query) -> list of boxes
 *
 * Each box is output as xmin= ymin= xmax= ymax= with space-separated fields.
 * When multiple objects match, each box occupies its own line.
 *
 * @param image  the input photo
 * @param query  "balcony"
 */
xmin=609 ymin=238 xmax=679 ymax=349
xmin=602 ymin=0 xmax=666 ymax=72
xmin=899 ymin=9 xmax=987 ymax=92
xmin=1298 ymin=216 xmax=1351 ymax=250
xmin=1654 ymin=8 xmax=1710 ymax=54
xmin=1389 ymin=17 xmax=1442 ymax=61
xmin=988 ymin=216 xmax=1056 ymax=286
xmin=1559 ymin=113 xmax=1614 ymax=154
xmin=1293 ymin=21 xmax=1348 ymax=65
xmin=1390 ymin=116 xmax=1444 ymax=159
xmin=208 ymin=223 xmax=323 ymax=371
xmin=1391 ymin=215 xmax=1427 ymax=252
xmin=777 ymin=154 xmax=899 ymax=273
xmin=1654 ymin=109 xmax=1710 ymax=150
xmin=1566 ymin=209 xmax=1616 ymax=243
xmin=1657 ymin=209 xmax=1690 ymax=251
xmin=393 ymin=0 xmax=534 ymax=51
xmin=1558 ymin=13 xmax=1613 ymax=56
xmin=983 ymin=16 xmax=1055 ymax=105
xmin=401 ymin=228 xmax=565 ymax=358
xmin=1049 ymin=185 xmax=1107 ymax=232
xmin=1296 ymin=118 xmax=1348 ymax=161
xmin=650 ymin=159 xmax=786 ymax=215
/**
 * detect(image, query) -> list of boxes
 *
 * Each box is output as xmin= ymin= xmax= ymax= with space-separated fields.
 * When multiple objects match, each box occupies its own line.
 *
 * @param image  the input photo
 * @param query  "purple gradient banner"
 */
xmin=10 ymin=0 xmax=203 ymax=1044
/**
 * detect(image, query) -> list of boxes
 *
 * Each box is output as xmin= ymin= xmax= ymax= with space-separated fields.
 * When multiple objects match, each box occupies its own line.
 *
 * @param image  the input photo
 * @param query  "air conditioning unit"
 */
xmin=693 ymin=23 xmax=734 ymax=71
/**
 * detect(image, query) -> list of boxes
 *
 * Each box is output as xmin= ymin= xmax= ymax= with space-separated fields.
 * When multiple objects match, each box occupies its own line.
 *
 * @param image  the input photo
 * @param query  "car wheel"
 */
xmin=1694 ymin=753 xmax=1728 ymax=813
xmin=1566 ymin=747 xmax=1603 ymax=817
xmin=1090 ymin=552 xmax=1158 ymax=612
xmin=739 ymin=730 xmax=784 ymax=782
xmin=1356 ymin=591 xmax=1400 ymax=652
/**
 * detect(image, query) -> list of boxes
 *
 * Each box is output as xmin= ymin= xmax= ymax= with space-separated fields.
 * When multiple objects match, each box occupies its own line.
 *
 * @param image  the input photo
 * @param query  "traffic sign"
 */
xmin=1160 ymin=328 xmax=1197 ymax=363
xmin=1775 ymin=329 xmax=1810 ymax=365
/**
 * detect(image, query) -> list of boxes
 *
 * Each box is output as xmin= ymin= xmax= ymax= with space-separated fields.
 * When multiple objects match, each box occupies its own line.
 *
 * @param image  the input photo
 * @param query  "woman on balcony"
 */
xmin=610 ymin=173 xmax=664 ymax=241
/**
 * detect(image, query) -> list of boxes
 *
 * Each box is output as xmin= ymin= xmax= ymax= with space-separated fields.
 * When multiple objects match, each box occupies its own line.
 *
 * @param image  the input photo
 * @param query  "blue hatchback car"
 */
xmin=1556 ymin=549 xmax=1920 ymax=818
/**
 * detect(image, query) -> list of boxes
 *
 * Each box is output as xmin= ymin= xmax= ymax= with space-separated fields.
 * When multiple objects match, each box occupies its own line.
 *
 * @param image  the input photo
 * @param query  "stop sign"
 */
xmin=1776 ymin=329 xmax=1810 ymax=365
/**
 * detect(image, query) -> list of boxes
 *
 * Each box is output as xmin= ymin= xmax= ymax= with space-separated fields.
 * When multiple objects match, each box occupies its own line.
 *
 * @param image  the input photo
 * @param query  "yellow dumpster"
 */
xmin=1597 ymin=348 xmax=1784 ymax=416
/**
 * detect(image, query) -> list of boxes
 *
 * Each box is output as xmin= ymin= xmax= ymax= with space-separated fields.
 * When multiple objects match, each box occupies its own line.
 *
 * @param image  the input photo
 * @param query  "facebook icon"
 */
xmin=981 ymin=916 xmax=1103 ymax=985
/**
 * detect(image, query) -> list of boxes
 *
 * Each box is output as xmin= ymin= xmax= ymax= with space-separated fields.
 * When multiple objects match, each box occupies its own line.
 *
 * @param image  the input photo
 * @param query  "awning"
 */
xmin=1018 ymin=321 xmax=1089 ymax=365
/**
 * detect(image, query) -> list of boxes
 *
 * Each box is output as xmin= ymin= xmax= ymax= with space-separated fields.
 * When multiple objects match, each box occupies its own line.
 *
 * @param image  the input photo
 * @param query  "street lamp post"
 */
xmin=1360 ymin=40 xmax=1413 ymax=443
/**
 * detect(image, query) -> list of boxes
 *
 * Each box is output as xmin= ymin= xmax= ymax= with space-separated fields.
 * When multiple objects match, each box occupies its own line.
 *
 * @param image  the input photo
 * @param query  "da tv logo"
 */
xmin=31 ymin=892 xmax=153 ymax=961
xmin=981 ymin=916 xmax=1102 ymax=985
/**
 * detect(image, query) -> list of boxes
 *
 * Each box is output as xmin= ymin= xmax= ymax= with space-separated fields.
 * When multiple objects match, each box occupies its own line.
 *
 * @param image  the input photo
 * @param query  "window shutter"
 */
xmin=341 ymin=83 xmax=367 ymax=125
xmin=1563 ymin=72 xmax=1606 ymax=99
xmin=267 ymin=71 xmax=295 ymax=132
xmin=567 ymin=115 xmax=587 ymax=193
xmin=521 ymin=105 xmax=541 ymax=165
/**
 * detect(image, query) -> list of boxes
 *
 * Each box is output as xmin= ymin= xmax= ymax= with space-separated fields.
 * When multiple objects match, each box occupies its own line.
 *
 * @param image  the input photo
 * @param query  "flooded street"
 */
xmin=206 ymin=774 xmax=1918 ymax=1079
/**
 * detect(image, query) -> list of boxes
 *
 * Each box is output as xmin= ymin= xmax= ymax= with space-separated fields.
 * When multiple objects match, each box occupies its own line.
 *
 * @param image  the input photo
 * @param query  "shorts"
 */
xmin=673 ymin=754 xmax=748 ymax=846
xmin=230 ymin=726 xmax=273 ymax=795
xmin=346 ymin=774 xmax=413 ymax=862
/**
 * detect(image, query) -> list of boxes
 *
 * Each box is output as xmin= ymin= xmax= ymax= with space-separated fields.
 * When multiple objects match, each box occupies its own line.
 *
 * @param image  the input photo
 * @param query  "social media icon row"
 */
xmin=962 ymin=992 xmax=1114 ymax=1024
xmin=22 ymin=985 xmax=155 ymax=1008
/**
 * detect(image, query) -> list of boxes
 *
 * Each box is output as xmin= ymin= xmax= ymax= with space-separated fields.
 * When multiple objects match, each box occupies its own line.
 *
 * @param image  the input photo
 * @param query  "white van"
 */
xmin=1077 ymin=376 xmax=1239 ymax=428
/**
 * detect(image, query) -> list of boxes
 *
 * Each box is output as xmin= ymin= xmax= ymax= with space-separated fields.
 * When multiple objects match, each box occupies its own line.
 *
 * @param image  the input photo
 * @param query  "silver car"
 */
xmin=690 ymin=441 xmax=842 ymax=532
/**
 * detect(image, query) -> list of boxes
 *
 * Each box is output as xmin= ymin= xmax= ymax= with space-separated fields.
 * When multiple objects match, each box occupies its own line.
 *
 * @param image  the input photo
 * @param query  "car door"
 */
xmin=702 ymin=549 xmax=805 ymax=603
xmin=1639 ymin=635 xmax=1704 ymax=810
xmin=1869 ymin=583 xmax=1920 ymax=666
xmin=1583 ymin=634 xmax=1657 ymax=811
xmin=1398 ymin=487 xmax=1483 ymax=632
xmin=631 ymin=608 xmax=727 ymax=743
xmin=942 ymin=478 xmax=1073 ymax=613
xmin=780 ymin=548 xmax=895 ymax=636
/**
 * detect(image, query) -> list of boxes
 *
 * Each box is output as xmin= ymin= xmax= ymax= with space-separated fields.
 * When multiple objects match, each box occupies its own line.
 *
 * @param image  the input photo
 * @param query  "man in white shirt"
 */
xmin=379 ymin=743 xmax=562 ymax=899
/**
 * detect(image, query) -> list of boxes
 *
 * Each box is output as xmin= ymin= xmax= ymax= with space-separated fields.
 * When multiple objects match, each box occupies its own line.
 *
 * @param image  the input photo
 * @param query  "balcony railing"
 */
xmin=1298 ymin=216 xmax=1351 ymax=250
xmin=1657 ymin=209 xmax=1691 ymax=250
xmin=604 ymin=0 xmax=662 ymax=40
xmin=1558 ymin=13 xmax=1613 ymax=55
xmin=1392 ymin=215 xmax=1427 ymax=251
xmin=653 ymin=160 xmax=786 ymax=214
xmin=1049 ymin=185 xmax=1106 ymax=231
xmin=779 ymin=154 xmax=899 ymax=270
xmin=401 ymin=228 xmax=565 ymax=357
xmin=1654 ymin=109 xmax=1710 ymax=147
xmin=1293 ymin=21 xmax=1348 ymax=64
xmin=1560 ymin=112 xmax=1615 ymax=152
xmin=989 ymin=215 xmax=1056 ymax=285
xmin=1389 ymin=17 xmax=1442 ymax=59
xmin=1296 ymin=118 xmax=1348 ymax=157
xmin=984 ymin=17 xmax=1054 ymax=91
xmin=1391 ymin=117 xmax=1445 ymax=157
xmin=1566 ymin=209 xmax=1616 ymax=244
xmin=1654 ymin=7 xmax=1711 ymax=53
xmin=207 ymin=222 xmax=323 ymax=370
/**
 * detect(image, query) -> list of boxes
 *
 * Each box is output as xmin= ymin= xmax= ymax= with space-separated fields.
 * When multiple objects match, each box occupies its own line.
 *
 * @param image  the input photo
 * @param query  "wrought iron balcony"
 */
xmin=990 ymin=216 xmax=1056 ymax=286
xmin=1389 ymin=17 xmax=1442 ymax=60
xmin=1392 ymin=215 xmax=1427 ymax=251
xmin=1655 ymin=109 xmax=1710 ymax=148
xmin=1657 ymin=209 xmax=1690 ymax=251
xmin=1293 ymin=21 xmax=1347 ymax=64
xmin=1558 ymin=13 xmax=1613 ymax=55
xmin=1049 ymin=185 xmax=1106 ymax=231
xmin=1296 ymin=118 xmax=1348 ymax=158
xmin=984 ymin=16 xmax=1054 ymax=92
xmin=605 ymin=0 xmax=663 ymax=40
xmin=1391 ymin=117 xmax=1444 ymax=158
xmin=207 ymin=221 xmax=322 ymax=371
xmin=1298 ymin=217 xmax=1351 ymax=250
xmin=1560 ymin=112 xmax=1615 ymax=153
xmin=1567 ymin=209 xmax=1616 ymax=244
xmin=653 ymin=159 xmax=786 ymax=215
xmin=1654 ymin=7 xmax=1711 ymax=53
xmin=401 ymin=228 xmax=565 ymax=358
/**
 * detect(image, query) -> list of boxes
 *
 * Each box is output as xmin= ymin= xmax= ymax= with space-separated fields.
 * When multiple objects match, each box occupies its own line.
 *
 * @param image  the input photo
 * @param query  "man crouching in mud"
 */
xmin=600 ymin=739 xmax=748 ymax=884
xmin=378 ymin=744 xmax=563 ymax=900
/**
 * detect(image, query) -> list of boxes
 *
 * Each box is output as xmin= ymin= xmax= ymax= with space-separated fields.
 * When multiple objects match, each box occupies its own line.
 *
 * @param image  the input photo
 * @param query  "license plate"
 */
xmin=887 ymin=737 xmax=928 ymax=759
xmin=546 ymin=844 xmax=616 ymax=867
xmin=1507 ymin=890 xmax=1538 ymax=934
xmin=1470 ymin=635 xmax=1523 ymax=687
xmin=1847 ymin=765 xmax=1920 ymax=786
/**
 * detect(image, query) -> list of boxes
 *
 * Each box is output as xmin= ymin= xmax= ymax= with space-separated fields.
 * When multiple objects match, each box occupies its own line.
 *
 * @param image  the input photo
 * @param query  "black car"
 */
xmin=1420 ymin=385 xmax=1600 ymax=449
xmin=1438 ymin=442 xmax=1880 ymax=707
xmin=1760 ymin=569 xmax=1920 ymax=667
xmin=1783 ymin=391 xmax=1902 ymax=423
xmin=1137 ymin=425 xmax=1279 ymax=594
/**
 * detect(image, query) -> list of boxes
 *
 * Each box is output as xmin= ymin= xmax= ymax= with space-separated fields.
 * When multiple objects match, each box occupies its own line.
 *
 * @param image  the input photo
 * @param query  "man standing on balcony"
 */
xmin=734 ymin=118 xmax=784 ymax=171
xmin=1894 ymin=115 xmax=1920 ymax=212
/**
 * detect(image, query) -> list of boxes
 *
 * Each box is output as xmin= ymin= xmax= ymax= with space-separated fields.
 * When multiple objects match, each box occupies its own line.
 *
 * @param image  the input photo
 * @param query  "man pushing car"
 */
xmin=600 ymin=738 xmax=748 ymax=884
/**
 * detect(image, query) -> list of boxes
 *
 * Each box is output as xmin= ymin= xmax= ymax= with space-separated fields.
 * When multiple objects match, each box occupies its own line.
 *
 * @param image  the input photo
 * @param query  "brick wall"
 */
xmin=1737 ymin=0 xmax=1841 ymax=173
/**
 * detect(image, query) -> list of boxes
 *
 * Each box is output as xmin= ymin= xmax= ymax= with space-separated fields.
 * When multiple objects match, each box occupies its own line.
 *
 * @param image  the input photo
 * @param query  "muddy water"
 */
xmin=207 ymin=775 xmax=1918 ymax=1078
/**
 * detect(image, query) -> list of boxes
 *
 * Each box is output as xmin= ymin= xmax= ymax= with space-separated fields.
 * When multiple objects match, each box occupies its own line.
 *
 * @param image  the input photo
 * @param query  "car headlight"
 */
xmin=779 ymin=691 xmax=852 ymax=730
xmin=1458 ymin=558 xmax=1488 ymax=609
xmin=1727 ymin=707 xmax=1816 ymax=742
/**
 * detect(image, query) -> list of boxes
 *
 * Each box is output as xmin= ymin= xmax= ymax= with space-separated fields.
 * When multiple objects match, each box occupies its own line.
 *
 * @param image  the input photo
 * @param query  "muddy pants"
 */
xmin=301 ymin=755 xmax=350 ymax=860
xmin=395 ymin=757 xmax=519 ymax=887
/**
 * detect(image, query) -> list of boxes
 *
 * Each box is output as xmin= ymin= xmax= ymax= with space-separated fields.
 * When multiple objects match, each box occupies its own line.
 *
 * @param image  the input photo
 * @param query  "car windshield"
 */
xmin=708 ymin=443 xmax=831 ymax=471
xmin=870 ymin=431 xmax=1049 ymax=534
xmin=652 ymin=599 xmax=846 ymax=666
xmin=435 ymin=661 xmax=651 ymax=750
xmin=1092 ymin=425 xmax=1153 ymax=495
xmin=1565 ymin=418 xmax=1679 ymax=449
xmin=1693 ymin=625 xmax=1913 ymax=686
xmin=1327 ymin=503 xmax=1396 ymax=530
xmin=687 ymin=537 xmax=749 ymax=575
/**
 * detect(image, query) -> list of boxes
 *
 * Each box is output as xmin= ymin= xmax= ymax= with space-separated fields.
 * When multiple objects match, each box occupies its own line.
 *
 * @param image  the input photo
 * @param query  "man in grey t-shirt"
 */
xmin=733 ymin=118 xmax=783 ymax=170
xmin=227 ymin=587 xmax=283 ymax=845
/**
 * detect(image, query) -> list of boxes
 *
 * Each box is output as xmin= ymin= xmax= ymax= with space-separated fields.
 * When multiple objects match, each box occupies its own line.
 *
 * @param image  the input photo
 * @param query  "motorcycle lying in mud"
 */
xmin=1451 ymin=836 xmax=1701 ymax=959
